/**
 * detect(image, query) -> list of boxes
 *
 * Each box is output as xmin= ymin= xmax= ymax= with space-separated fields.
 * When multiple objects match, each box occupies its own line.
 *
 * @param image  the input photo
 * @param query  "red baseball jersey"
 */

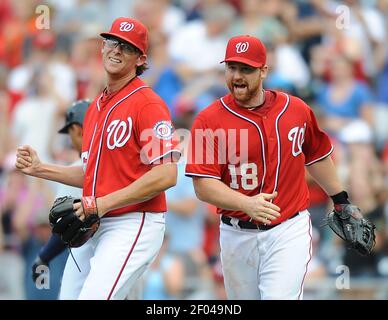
xmin=185 ymin=90 xmax=333 ymax=224
xmin=81 ymin=77 xmax=180 ymax=217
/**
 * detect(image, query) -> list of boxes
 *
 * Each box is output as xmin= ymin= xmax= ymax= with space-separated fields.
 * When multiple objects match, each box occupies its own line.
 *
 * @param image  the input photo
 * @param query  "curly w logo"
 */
xmin=288 ymin=123 xmax=306 ymax=157
xmin=236 ymin=42 xmax=249 ymax=53
xmin=120 ymin=22 xmax=134 ymax=32
xmin=106 ymin=117 xmax=132 ymax=150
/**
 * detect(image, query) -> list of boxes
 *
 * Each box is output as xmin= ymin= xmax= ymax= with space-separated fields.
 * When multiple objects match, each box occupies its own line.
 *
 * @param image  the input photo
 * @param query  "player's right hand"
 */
xmin=15 ymin=145 xmax=41 ymax=175
xmin=243 ymin=191 xmax=281 ymax=224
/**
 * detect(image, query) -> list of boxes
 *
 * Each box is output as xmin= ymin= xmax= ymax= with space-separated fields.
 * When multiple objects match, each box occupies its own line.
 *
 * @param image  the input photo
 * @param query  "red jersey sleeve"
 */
xmin=136 ymin=103 xmax=180 ymax=164
xmin=185 ymin=115 xmax=222 ymax=179
xmin=303 ymin=107 xmax=334 ymax=166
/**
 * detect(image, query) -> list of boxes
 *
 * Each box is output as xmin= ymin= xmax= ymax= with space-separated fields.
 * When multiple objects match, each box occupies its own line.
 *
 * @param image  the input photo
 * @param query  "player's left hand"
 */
xmin=74 ymin=197 xmax=105 ymax=219
xmin=73 ymin=201 xmax=85 ymax=220
xmin=49 ymin=196 xmax=100 ymax=248
xmin=323 ymin=204 xmax=376 ymax=255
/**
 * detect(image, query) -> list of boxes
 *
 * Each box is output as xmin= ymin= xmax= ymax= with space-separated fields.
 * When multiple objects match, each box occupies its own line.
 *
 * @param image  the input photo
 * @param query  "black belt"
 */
xmin=221 ymin=212 xmax=299 ymax=231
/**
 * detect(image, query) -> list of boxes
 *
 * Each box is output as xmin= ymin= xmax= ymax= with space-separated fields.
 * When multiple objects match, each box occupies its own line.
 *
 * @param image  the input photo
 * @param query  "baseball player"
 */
xmin=31 ymin=99 xmax=89 ymax=285
xmin=15 ymin=17 xmax=180 ymax=300
xmin=185 ymin=35 xmax=355 ymax=299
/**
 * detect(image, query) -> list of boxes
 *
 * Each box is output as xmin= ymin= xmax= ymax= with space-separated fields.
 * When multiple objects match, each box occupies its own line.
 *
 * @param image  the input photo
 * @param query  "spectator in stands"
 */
xmin=142 ymin=30 xmax=184 ymax=117
xmin=142 ymin=234 xmax=185 ymax=300
xmin=17 ymin=207 xmax=68 ymax=300
xmin=132 ymin=0 xmax=185 ymax=35
xmin=7 ymin=30 xmax=76 ymax=112
xmin=315 ymin=53 xmax=374 ymax=136
xmin=229 ymin=0 xmax=288 ymax=45
xmin=168 ymin=3 xmax=235 ymax=73
xmin=11 ymin=66 xmax=64 ymax=164
xmin=69 ymin=23 xmax=105 ymax=100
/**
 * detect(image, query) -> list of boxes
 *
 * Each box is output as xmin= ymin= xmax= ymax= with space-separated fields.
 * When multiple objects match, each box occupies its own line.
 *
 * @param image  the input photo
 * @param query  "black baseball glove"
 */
xmin=49 ymin=196 xmax=100 ymax=248
xmin=323 ymin=204 xmax=376 ymax=256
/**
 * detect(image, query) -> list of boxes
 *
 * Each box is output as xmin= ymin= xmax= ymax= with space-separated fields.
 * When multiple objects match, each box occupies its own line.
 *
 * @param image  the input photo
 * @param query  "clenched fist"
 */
xmin=15 ymin=145 xmax=41 ymax=176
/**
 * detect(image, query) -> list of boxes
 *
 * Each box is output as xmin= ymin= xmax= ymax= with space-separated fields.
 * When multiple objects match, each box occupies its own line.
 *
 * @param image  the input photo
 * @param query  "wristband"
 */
xmin=330 ymin=191 xmax=350 ymax=205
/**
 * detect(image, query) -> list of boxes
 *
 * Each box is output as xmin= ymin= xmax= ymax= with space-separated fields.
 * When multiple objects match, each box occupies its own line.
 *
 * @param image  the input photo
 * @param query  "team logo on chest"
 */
xmin=288 ymin=123 xmax=306 ymax=157
xmin=106 ymin=117 xmax=132 ymax=150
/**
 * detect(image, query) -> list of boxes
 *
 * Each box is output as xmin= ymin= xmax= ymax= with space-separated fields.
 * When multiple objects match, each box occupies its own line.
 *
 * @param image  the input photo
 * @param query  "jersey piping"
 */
xmin=185 ymin=172 xmax=222 ymax=180
xmin=273 ymin=93 xmax=290 ymax=193
xmin=220 ymin=97 xmax=267 ymax=193
xmin=149 ymin=149 xmax=182 ymax=164
xmin=91 ymin=85 xmax=148 ymax=196
xmin=305 ymin=145 xmax=334 ymax=166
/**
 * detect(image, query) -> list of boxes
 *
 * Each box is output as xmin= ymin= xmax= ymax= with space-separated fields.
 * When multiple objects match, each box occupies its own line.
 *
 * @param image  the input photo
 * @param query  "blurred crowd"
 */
xmin=1 ymin=0 xmax=388 ymax=299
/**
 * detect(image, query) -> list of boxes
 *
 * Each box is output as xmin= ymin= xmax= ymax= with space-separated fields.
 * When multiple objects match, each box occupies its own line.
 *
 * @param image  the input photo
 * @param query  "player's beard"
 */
xmin=228 ymin=81 xmax=261 ymax=106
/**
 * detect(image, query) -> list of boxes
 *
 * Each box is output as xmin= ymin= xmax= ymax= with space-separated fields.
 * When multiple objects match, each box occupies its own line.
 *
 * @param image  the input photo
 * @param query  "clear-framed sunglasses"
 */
xmin=103 ymin=38 xmax=140 ymax=55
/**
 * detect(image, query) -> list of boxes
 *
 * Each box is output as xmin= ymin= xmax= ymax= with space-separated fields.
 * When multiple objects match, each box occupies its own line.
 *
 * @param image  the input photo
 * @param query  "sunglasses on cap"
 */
xmin=103 ymin=38 xmax=141 ymax=55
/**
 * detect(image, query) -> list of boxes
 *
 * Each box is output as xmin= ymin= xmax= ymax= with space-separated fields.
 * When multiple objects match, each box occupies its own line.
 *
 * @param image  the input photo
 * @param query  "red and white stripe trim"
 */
xmin=91 ymin=86 xmax=148 ymax=196
xmin=272 ymin=93 xmax=290 ymax=193
xmin=149 ymin=149 xmax=182 ymax=164
xmin=106 ymin=212 xmax=146 ymax=300
xmin=297 ymin=214 xmax=313 ymax=300
xmin=305 ymin=145 xmax=334 ymax=166
xmin=220 ymin=97 xmax=267 ymax=193
xmin=185 ymin=172 xmax=221 ymax=180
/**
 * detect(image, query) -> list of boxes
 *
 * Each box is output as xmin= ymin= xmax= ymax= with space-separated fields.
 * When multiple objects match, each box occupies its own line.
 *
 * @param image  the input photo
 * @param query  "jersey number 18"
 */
xmin=228 ymin=163 xmax=258 ymax=191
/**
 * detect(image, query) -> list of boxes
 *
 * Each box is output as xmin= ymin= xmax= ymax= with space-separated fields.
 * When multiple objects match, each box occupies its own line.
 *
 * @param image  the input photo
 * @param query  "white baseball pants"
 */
xmin=59 ymin=212 xmax=165 ymax=300
xmin=220 ymin=210 xmax=312 ymax=300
